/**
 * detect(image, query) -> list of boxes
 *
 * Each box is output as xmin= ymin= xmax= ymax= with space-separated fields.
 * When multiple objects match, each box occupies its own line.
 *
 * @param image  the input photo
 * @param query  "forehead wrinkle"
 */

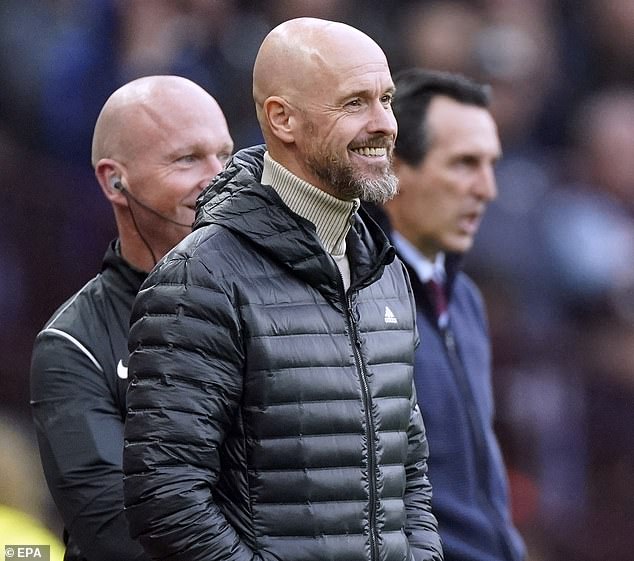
xmin=339 ymin=68 xmax=394 ymax=97
xmin=102 ymin=86 xmax=166 ymax=162
xmin=137 ymin=100 xmax=166 ymax=129
xmin=136 ymin=102 xmax=172 ymax=147
xmin=301 ymin=66 xmax=393 ymax=116
xmin=133 ymin=88 xmax=202 ymax=159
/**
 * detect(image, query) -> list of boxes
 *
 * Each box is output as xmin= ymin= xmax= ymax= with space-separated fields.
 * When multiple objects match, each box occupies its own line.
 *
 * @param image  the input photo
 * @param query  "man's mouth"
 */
xmin=350 ymin=146 xmax=388 ymax=157
xmin=459 ymin=211 xmax=483 ymax=234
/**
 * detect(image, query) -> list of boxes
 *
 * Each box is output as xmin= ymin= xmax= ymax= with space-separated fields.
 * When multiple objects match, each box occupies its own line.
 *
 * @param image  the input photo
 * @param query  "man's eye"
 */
xmin=381 ymin=94 xmax=393 ymax=105
xmin=346 ymin=99 xmax=362 ymax=107
xmin=178 ymin=155 xmax=197 ymax=163
xmin=218 ymin=152 xmax=232 ymax=164
xmin=453 ymin=156 xmax=479 ymax=170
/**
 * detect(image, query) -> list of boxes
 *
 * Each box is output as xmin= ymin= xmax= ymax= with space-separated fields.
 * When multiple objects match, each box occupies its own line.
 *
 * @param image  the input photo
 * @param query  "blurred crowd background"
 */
xmin=1 ymin=1 xmax=633 ymax=559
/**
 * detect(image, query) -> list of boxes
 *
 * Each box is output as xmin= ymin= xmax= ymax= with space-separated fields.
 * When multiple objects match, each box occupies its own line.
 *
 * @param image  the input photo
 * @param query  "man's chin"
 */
xmin=356 ymin=174 xmax=399 ymax=204
xmin=447 ymin=237 xmax=473 ymax=255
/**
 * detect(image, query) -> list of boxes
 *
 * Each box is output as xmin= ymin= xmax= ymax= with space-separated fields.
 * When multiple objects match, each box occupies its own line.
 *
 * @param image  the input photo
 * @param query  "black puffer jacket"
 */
xmin=123 ymin=146 xmax=443 ymax=561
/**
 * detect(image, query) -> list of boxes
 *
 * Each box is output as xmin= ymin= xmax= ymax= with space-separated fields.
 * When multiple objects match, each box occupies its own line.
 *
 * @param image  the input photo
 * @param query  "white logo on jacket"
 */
xmin=117 ymin=359 xmax=128 ymax=379
xmin=384 ymin=306 xmax=398 ymax=324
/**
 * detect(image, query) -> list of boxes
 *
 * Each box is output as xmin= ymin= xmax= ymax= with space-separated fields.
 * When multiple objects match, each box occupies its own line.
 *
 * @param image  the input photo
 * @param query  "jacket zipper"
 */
xmin=343 ymin=285 xmax=379 ymax=561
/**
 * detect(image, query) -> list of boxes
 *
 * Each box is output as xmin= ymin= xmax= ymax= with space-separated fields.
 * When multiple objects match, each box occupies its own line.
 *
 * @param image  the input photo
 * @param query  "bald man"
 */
xmin=30 ymin=76 xmax=233 ymax=561
xmin=123 ymin=19 xmax=442 ymax=561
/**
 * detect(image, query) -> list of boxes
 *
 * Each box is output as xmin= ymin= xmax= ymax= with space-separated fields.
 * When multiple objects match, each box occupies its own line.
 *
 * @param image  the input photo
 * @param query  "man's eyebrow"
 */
xmin=339 ymin=85 xmax=396 ymax=101
xmin=166 ymin=144 xmax=198 ymax=159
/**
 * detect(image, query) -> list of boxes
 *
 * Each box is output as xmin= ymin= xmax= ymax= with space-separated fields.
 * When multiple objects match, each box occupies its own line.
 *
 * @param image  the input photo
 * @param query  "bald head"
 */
xmin=251 ymin=17 xmax=397 ymax=202
xmin=253 ymin=18 xmax=390 ymax=134
xmin=91 ymin=75 xmax=225 ymax=167
xmin=91 ymin=75 xmax=233 ymax=271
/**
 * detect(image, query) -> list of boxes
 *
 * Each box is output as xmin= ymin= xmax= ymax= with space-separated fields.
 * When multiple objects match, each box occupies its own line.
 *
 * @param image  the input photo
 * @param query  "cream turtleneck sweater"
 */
xmin=261 ymin=151 xmax=359 ymax=290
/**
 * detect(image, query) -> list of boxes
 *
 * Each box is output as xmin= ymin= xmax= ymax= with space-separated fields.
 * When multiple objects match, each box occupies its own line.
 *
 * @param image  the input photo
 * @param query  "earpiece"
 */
xmin=109 ymin=177 xmax=191 ymax=229
xmin=106 ymin=173 xmax=190 ymax=267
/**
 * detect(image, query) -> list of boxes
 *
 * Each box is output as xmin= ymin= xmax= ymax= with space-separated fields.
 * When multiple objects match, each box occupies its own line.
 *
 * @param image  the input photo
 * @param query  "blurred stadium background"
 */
xmin=1 ymin=1 xmax=633 ymax=559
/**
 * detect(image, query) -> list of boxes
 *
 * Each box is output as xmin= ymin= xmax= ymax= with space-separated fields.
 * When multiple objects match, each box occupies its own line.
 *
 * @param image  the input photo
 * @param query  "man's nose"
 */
xmin=208 ymin=155 xmax=225 ymax=179
xmin=198 ymin=156 xmax=225 ymax=191
xmin=368 ymin=101 xmax=398 ymax=138
xmin=474 ymin=165 xmax=498 ymax=201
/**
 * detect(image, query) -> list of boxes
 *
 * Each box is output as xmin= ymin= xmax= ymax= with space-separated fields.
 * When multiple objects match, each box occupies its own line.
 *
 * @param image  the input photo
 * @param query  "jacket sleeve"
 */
xmin=123 ymin=254 xmax=259 ymax=561
xmin=404 ymin=387 xmax=444 ymax=561
xmin=30 ymin=331 xmax=149 ymax=561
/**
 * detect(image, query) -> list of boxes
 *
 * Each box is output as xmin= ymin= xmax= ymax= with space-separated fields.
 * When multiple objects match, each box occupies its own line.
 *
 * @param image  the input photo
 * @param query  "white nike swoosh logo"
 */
xmin=117 ymin=359 xmax=128 ymax=379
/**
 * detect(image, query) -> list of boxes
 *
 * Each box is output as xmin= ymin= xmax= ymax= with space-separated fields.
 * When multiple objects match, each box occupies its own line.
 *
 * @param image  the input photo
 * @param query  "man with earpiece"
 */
xmin=29 ymin=75 xmax=234 ymax=561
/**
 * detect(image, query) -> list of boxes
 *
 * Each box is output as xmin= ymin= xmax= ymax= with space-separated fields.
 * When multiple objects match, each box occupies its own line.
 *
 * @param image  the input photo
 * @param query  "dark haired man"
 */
xmin=377 ymin=68 xmax=526 ymax=561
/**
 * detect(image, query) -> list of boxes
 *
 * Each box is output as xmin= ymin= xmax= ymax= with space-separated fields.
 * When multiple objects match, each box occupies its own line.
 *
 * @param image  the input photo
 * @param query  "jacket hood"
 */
xmin=193 ymin=145 xmax=395 ymax=300
xmin=195 ymin=144 xmax=268 ymax=227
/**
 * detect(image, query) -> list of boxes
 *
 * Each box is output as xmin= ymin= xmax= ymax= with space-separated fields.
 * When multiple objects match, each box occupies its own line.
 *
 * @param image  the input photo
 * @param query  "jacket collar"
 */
xmin=261 ymin=151 xmax=359 ymax=257
xmin=101 ymin=239 xmax=148 ymax=295
xmin=195 ymin=145 xmax=395 ymax=303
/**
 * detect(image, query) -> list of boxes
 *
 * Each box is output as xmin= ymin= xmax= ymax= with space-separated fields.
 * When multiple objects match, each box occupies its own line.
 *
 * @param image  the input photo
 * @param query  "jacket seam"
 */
xmin=39 ymin=327 xmax=104 ymax=373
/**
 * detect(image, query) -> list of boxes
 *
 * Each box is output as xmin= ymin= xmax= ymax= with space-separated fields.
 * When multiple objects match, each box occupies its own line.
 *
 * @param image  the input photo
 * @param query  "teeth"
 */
xmin=352 ymin=147 xmax=386 ymax=157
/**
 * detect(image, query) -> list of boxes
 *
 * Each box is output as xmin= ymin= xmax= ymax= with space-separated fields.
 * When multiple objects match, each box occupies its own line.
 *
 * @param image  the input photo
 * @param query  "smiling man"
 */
xmin=30 ymin=75 xmax=233 ymax=561
xmin=122 ymin=18 xmax=442 ymax=561
xmin=376 ymin=69 xmax=526 ymax=561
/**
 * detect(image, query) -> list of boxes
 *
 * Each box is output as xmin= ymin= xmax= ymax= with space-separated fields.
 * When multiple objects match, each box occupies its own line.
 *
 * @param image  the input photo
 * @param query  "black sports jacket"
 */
xmin=31 ymin=241 xmax=149 ymax=561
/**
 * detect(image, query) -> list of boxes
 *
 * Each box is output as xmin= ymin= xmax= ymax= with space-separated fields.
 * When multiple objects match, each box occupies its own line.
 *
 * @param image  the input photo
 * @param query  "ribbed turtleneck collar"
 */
xmin=261 ymin=151 xmax=359 ymax=257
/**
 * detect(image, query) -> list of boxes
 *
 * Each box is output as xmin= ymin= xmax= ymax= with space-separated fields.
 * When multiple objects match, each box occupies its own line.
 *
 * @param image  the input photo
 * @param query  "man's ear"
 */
xmin=264 ymin=96 xmax=295 ymax=144
xmin=95 ymin=159 xmax=127 ymax=204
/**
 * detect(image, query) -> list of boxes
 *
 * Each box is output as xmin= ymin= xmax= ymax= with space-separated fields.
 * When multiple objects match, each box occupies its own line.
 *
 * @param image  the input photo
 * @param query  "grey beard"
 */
xmin=357 ymin=171 xmax=399 ymax=204
xmin=307 ymin=154 xmax=399 ymax=204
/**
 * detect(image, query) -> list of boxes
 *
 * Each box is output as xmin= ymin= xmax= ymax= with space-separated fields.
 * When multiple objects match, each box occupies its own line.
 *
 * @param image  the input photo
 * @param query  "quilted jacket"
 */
xmin=123 ymin=145 xmax=443 ymax=561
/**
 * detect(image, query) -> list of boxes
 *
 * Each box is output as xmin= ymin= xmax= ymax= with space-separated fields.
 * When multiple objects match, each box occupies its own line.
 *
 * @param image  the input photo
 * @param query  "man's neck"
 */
xmin=117 ymin=233 xmax=157 ymax=273
xmin=261 ymin=151 xmax=359 ymax=257
xmin=391 ymin=231 xmax=445 ymax=283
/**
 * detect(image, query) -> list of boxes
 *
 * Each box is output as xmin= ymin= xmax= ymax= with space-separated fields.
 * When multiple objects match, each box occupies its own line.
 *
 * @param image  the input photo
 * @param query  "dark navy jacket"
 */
xmin=365 ymin=204 xmax=525 ymax=561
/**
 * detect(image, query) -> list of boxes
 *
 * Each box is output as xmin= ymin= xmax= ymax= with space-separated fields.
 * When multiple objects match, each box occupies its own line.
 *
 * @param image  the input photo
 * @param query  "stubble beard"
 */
xmin=305 ymin=147 xmax=399 ymax=204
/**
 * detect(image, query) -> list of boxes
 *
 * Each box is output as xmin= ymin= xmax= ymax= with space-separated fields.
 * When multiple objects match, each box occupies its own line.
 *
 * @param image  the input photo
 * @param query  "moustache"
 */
xmin=349 ymin=135 xmax=395 ymax=151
